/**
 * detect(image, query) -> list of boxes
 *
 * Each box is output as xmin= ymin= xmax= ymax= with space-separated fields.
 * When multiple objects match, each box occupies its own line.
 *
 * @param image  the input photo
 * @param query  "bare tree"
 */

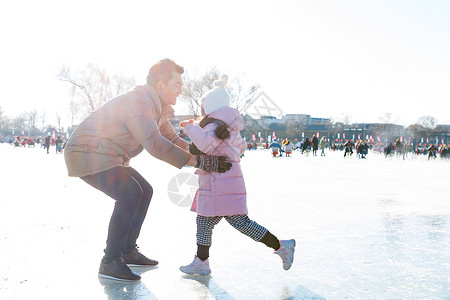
xmin=68 ymin=98 xmax=80 ymax=128
xmin=326 ymin=119 xmax=342 ymax=141
xmin=378 ymin=112 xmax=400 ymax=125
xmin=285 ymin=115 xmax=307 ymax=139
xmin=112 ymin=73 xmax=135 ymax=97
xmin=40 ymin=112 xmax=47 ymax=132
xmin=12 ymin=115 xmax=26 ymax=135
xmin=416 ymin=115 xmax=437 ymax=130
xmin=0 ymin=107 xmax=5 ymax=134
xmin=180 ymin=68 xmax=260 ymax=116
xmin=343 ymin=114 xmax=353 ymax=125
xmin=379 ymin=112 xmax=392 ymax=124
xmin=180 ymin=68 xmax=220 ymax=116
xmin=25 ymin=110 xmax=38 ymax=135
xmin=241 ymin=115 xmax=263 ymax=140
xmin=227 ymin=77 xmax=260 ymax=112
xmin=406 ymin=123 xmax=424 ymax=140
xmin=58 ymin=64 xmax=135 ymax=118
xmin=55 ymin=112 xmax=62 ymax=133
xmin=335 ymin=113 xmax=353 ymax=125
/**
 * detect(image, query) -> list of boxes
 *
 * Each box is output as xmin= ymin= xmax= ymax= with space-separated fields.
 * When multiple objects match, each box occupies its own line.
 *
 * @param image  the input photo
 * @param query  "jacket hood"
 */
xmin=207 ymin=107 xmax=244 ymax=131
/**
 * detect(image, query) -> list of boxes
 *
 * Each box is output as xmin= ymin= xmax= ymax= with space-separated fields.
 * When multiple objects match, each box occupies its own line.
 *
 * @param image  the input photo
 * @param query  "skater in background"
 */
xmin=26 ymin=137 xmax=35 ymax=147
xmin=343 ymin=140 xmax=353 ymax=157
xmin=269 ymin=139 xmax=282 ymax=157
xmin=402 ymin=142 xmax=410 ymax=160
xmin=44 ymin=134 xmax=51 ymax=154
xmin=39 ymin=137 xmax=45 ymax=149
xmin=395 ymin=138 xmax=403 ymax=157
xmin=64 ymin=59 xmax=231 ymax=282
xmin=283 ymin=139 xmax=293 ymax=157
xmin=440 ymin=144 xmax=448 ymax=159
xmin=295 ymin=139 xmax=302 ymax=151
xmin=359 ymin=141 xmax=369 ymax=159
xmin=312 ymin=134 xmax=319 ymax=156
xmin=14 ymin=136 xmax=21 ymax=148
xmin=55 ymin=136 xmax=63 ymax=153
xmin=302 ymin=137 xmax=311 ymax=155
xmin=428 ymin=144 xmax=437 ymax=160
xmin=179 ymin=75 xmax=295 ymax=276
xmin=385 ymin=142 xmax=395 ymax=158
xmin=319 ymin=136 xmax=327 ymax=156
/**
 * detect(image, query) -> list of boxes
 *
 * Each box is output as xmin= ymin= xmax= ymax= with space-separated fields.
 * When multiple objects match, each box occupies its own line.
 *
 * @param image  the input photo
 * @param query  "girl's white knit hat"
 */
xmin=201 ymin=74 xmax=230 ymax=115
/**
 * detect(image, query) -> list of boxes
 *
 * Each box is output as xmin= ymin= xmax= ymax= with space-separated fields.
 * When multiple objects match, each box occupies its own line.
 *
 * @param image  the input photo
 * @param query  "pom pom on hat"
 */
xmin=202 ymin=74 xmax=230 ymax=115
xmin=214 ymin=74 xmax=228 ymax=87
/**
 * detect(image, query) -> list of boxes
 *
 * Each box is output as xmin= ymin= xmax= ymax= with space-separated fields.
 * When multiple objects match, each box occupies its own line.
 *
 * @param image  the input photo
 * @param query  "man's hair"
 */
xmin=147 ymin=58 xmax=184 ymax=87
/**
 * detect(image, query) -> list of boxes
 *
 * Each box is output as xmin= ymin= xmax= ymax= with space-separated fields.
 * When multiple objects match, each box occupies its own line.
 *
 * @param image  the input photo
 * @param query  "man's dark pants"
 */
xmin=81 ymin=166 xmax=153 ymax=261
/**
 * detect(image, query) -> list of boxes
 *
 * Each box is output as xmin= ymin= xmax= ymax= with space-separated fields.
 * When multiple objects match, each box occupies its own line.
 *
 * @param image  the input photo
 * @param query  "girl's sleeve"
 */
xmin=184 ymin=123 xmax=221 ymax=154
xmin=236 ymin=135 xmax=247 ymax=155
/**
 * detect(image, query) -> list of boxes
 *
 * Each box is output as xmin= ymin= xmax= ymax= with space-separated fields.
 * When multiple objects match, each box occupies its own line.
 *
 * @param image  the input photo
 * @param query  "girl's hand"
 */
xmin=179 ymin=119 xmax=194 ymax=127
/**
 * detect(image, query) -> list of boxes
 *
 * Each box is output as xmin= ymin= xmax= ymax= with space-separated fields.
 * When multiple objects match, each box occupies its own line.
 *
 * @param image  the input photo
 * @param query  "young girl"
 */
xmin=179 ymin=75 xmax=295 ymax=275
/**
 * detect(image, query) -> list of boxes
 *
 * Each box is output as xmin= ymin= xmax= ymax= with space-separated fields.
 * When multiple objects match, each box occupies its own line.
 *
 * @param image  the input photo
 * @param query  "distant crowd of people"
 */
xmin=1 ymin=134 xmax=66 ymax=154
xmin=4 ymin=130 xmax=449 ymax=161
xmin=239 ymin=135 xmax=449 ymax=161
xmin=247 ymin=135 xmax=328 ymax=158
xmin=382 ymin=138 xmax=449 ymax=160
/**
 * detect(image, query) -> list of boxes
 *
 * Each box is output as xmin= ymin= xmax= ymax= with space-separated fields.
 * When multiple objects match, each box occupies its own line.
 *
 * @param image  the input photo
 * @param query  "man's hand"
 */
xmin=196 ymin=155 xmax=232 ymax=173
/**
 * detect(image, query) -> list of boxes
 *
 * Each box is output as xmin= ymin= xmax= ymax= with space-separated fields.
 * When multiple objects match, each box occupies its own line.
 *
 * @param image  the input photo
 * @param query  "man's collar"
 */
xmin=144 ymin=84 xmax=175 ymax=119
xmin=161 ymin=100 xmax=175 ymax=119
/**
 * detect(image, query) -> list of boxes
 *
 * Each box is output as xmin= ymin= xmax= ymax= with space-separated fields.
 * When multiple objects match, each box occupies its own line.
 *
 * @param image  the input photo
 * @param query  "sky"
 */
xmin=1 ymin=0 xmax=450 ymax=128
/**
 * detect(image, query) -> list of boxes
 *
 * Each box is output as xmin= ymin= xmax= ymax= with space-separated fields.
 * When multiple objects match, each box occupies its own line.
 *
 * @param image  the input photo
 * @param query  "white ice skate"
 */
xmin=275 ymin=239 xmax=296 ymax=270
xmin=180 ymin=256 xmax=211 ymax=276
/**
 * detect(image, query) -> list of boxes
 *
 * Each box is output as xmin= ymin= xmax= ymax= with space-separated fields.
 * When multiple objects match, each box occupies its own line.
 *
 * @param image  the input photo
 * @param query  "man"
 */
xmin=64 ymin=59 xmax=231 ymax=282
xmin=44 ymin=134 xmax=51 ymax=154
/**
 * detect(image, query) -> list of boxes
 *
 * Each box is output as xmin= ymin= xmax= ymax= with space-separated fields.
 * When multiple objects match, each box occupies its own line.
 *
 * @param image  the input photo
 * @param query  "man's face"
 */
xmin=157 ymin=71 xmax=183 ymax=106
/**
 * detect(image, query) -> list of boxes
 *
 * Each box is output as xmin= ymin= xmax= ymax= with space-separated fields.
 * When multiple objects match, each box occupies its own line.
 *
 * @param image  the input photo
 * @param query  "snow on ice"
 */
xmin=1 ymin=143 xmax=449 ymax=299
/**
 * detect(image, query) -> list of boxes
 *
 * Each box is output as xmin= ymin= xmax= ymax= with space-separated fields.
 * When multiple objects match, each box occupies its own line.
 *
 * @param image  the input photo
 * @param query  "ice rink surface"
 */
xmin=1 ymin=143 xmax=450 ymax=299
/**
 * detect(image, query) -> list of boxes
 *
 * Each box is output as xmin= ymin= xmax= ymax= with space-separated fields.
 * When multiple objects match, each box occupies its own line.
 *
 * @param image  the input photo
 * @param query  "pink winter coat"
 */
xmin=184 ymin=107 xmax=248 ymax=217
